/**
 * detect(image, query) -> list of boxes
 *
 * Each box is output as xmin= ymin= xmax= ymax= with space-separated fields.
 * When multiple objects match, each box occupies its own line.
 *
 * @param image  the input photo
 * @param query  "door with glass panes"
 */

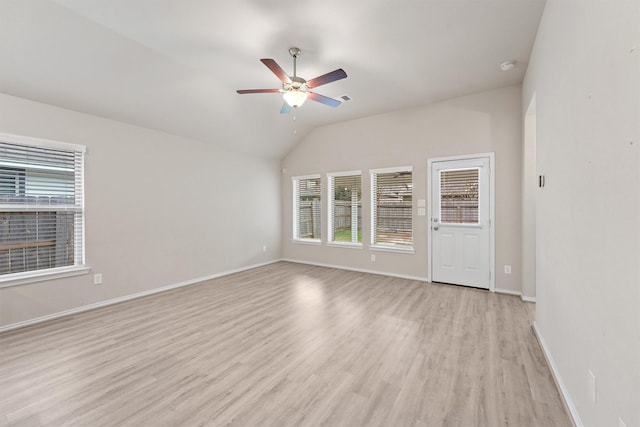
xmin=430 ymin=156 xmax=491 ymax=289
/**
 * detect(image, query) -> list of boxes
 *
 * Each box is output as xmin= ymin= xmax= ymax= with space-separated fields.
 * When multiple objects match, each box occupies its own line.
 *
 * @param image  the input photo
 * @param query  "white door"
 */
xmin=430 ymin=156 xmax=492 ymax=289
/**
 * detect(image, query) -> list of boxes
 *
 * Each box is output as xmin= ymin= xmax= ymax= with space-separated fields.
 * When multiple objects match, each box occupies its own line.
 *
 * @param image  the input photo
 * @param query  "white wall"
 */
xmin=282 ymin=86 xmax=523 ymax=293
xmin=0 ymin=93 xmax=282 ymax=328
xmin=521 ymin=95 xmax=537 ymax=300
xmin=523 ymin=1 xmax=640 ymax=426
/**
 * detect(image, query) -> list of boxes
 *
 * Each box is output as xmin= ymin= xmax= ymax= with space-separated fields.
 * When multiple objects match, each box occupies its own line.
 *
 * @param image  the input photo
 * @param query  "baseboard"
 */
xmin=282 ymin=258 xmax=430 ymax=283
xmin=494 ymin=287 xmax=521 ymax=296
xmin=532 ymin=321 xmax=583 ymax=427
xmin=493 ymin=288 xmax=536 ymax=303
xmin=0 ymin=259 xmax=283 ymax=334
xmin=2 ymin=259 xmax=534 ymax=333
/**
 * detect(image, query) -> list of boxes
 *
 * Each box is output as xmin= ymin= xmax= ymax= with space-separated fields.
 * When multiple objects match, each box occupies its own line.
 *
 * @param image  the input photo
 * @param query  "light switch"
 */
xmin=418 ymin=208 xmax=426 ymax=216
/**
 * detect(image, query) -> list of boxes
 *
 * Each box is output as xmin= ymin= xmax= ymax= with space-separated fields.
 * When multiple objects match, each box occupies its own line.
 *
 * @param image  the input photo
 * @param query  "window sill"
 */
xmin=369 ymin=245 xmax=415 ymax=254
xmin=291 ymin=239 xmax=322 ymax=246
xmin=0 ymin=265 xmax=91 ymax=289
xmin=326 ymin=242 xmax=364 ymax=249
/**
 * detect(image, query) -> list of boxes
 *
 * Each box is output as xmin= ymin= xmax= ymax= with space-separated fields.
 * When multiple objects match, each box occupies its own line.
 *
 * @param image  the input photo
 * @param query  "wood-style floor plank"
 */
xmin=0 ymin=261 xmax=571 ymax=426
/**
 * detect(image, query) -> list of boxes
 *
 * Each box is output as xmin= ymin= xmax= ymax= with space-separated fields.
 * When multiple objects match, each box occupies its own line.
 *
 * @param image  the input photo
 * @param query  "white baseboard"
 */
xmin=284 ymin=260 xmax=538 ymax=302
xmin=532 ymin=321 xmax=583 ymax=427
xmin=282 ymin=258 xmax=430 ymax=283
xmin=0 ymin=259 xmax=282 ymax=334
xmin=493 ymin=288 xmax=536 ymax=303
xmin=2 ymin=259 xmax=534 ymax=333
xmin=494 ymin=287 xmax=521 ymax=296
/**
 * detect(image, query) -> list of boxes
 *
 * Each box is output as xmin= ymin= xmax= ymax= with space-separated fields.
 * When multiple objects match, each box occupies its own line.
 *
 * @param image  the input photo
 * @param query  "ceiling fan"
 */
xmin=236 ymin=47 xmax=347 ymax=114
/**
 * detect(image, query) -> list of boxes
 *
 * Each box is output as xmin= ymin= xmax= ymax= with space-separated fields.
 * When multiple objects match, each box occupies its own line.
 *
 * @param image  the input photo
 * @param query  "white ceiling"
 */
xmin=0 ymin=0 xmax=545 ymax=158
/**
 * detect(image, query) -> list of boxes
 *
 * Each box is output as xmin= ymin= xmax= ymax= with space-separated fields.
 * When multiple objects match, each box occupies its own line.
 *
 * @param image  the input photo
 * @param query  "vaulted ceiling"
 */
xmin=0 ymin=0 xmax=546 ymax=158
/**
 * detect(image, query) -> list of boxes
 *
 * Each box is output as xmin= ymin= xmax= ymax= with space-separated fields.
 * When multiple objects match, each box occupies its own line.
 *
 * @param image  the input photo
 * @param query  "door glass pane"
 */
xmin=440 ymin=168 xmax=479 ymax=224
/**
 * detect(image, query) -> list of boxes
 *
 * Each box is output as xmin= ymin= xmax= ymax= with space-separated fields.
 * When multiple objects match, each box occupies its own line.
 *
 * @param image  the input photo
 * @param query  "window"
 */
xmin=328 ymin=171 xmax=362 ymax=245
xmin=440 ymin=168 xmax=479 ymax=224
xmin=371 ymin=166 xmax=413 ymax=249
xmin=0 ymin=135 xmax=85 ymax=281
xmin=292 ymin=175 xmax=321 ymax=242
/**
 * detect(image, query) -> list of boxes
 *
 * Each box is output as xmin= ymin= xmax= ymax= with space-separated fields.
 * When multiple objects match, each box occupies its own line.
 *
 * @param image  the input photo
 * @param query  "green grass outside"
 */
xmin=334 ymin=229 xmax=362 ymax=243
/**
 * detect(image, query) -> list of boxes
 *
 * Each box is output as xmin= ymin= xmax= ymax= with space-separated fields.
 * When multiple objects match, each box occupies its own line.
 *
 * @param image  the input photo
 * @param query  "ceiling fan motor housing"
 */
xmin=284 ymin=76 xmax=308 ymax=92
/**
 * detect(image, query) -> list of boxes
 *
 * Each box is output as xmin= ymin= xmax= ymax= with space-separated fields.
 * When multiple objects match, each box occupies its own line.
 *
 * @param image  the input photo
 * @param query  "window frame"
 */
xmin=0 ymin=132 xmax=89 ymax=288
xmin=292 ymin=174 xmax=322 ymax=244
xmin=370 ymin=165 xmax=414 ymax=253
xmin=327 ymin=170 xmax=363 ymax=248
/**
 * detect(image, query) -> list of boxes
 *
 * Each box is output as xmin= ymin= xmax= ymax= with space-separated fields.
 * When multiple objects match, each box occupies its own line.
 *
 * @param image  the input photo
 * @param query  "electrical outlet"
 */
xmin=588 ymin=370 xmax=596 ymax=403
xmin=262 ymin=245 xmax=267 ymax=253
xmin=504 ymin=265 xmax=512 ymax=274
xmin=371 ymin=254 xmax=376 ymax=262
xmin=93 ymin=273 xmax=103 ymax=285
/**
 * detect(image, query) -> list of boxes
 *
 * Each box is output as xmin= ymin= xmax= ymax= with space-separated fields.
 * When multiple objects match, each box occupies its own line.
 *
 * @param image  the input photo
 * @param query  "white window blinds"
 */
xmin=328 ymin=172 xmax=362 ymax=244
xmin=371 ymin=167 xmax=413 ymax=247
xmin=0 ymin=139 xmax=85 ymax=277
xmin=440 ymin=168 xmax=479 ymax=224
xmin=293 ymin=175 xmax=321 ymax=241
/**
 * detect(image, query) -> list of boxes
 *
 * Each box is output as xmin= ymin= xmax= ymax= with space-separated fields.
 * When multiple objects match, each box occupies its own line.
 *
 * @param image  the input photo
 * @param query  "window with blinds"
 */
xmin=371 ymin=167 xmax=413 ymax=247
xmin=328 ymin=172 xmax=362 ymax=244
xmin=292 ymin=175 xmax=321 ymax=241
xmin=440 ymin=168 xmax=479 ymax=224
xmin=0 ymin=137 xmax=85 ymax=278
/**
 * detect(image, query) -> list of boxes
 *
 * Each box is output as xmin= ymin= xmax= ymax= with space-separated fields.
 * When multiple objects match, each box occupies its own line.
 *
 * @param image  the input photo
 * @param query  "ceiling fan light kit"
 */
xmin=283 ymin=90 xmax=308 ymax=108
xmin=237 ymin=47 xmax=347 ymax=113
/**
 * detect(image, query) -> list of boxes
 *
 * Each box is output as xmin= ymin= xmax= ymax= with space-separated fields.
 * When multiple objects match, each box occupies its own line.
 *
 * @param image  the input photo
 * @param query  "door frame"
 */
xmin=427 ymin=152 xmax=495 ymax=291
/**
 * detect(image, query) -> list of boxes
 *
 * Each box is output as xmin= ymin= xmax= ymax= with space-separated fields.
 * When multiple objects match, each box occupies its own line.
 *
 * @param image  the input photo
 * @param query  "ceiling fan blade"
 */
xmin=280 ymin=102 xmax=292 ymax=114
xmin=308 ymin=92 xmax=342 ymax=108
xmin=236 ymin=89 xmax=281 ymax=94
xmin=307 ymin=69 xmax=347 ymax=88
xmin=261 ymin=58 xmax=292 ymax=83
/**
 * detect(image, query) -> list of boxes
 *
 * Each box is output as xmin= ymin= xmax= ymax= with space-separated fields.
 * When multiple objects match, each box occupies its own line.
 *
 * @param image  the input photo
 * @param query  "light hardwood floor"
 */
xmin=0 ymin=262 xmax=571 ymax=426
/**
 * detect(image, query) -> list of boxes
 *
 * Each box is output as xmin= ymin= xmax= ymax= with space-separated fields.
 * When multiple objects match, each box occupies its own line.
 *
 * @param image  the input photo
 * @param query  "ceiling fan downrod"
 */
xmin=289 ymin=47 xmax=301 ymax=78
